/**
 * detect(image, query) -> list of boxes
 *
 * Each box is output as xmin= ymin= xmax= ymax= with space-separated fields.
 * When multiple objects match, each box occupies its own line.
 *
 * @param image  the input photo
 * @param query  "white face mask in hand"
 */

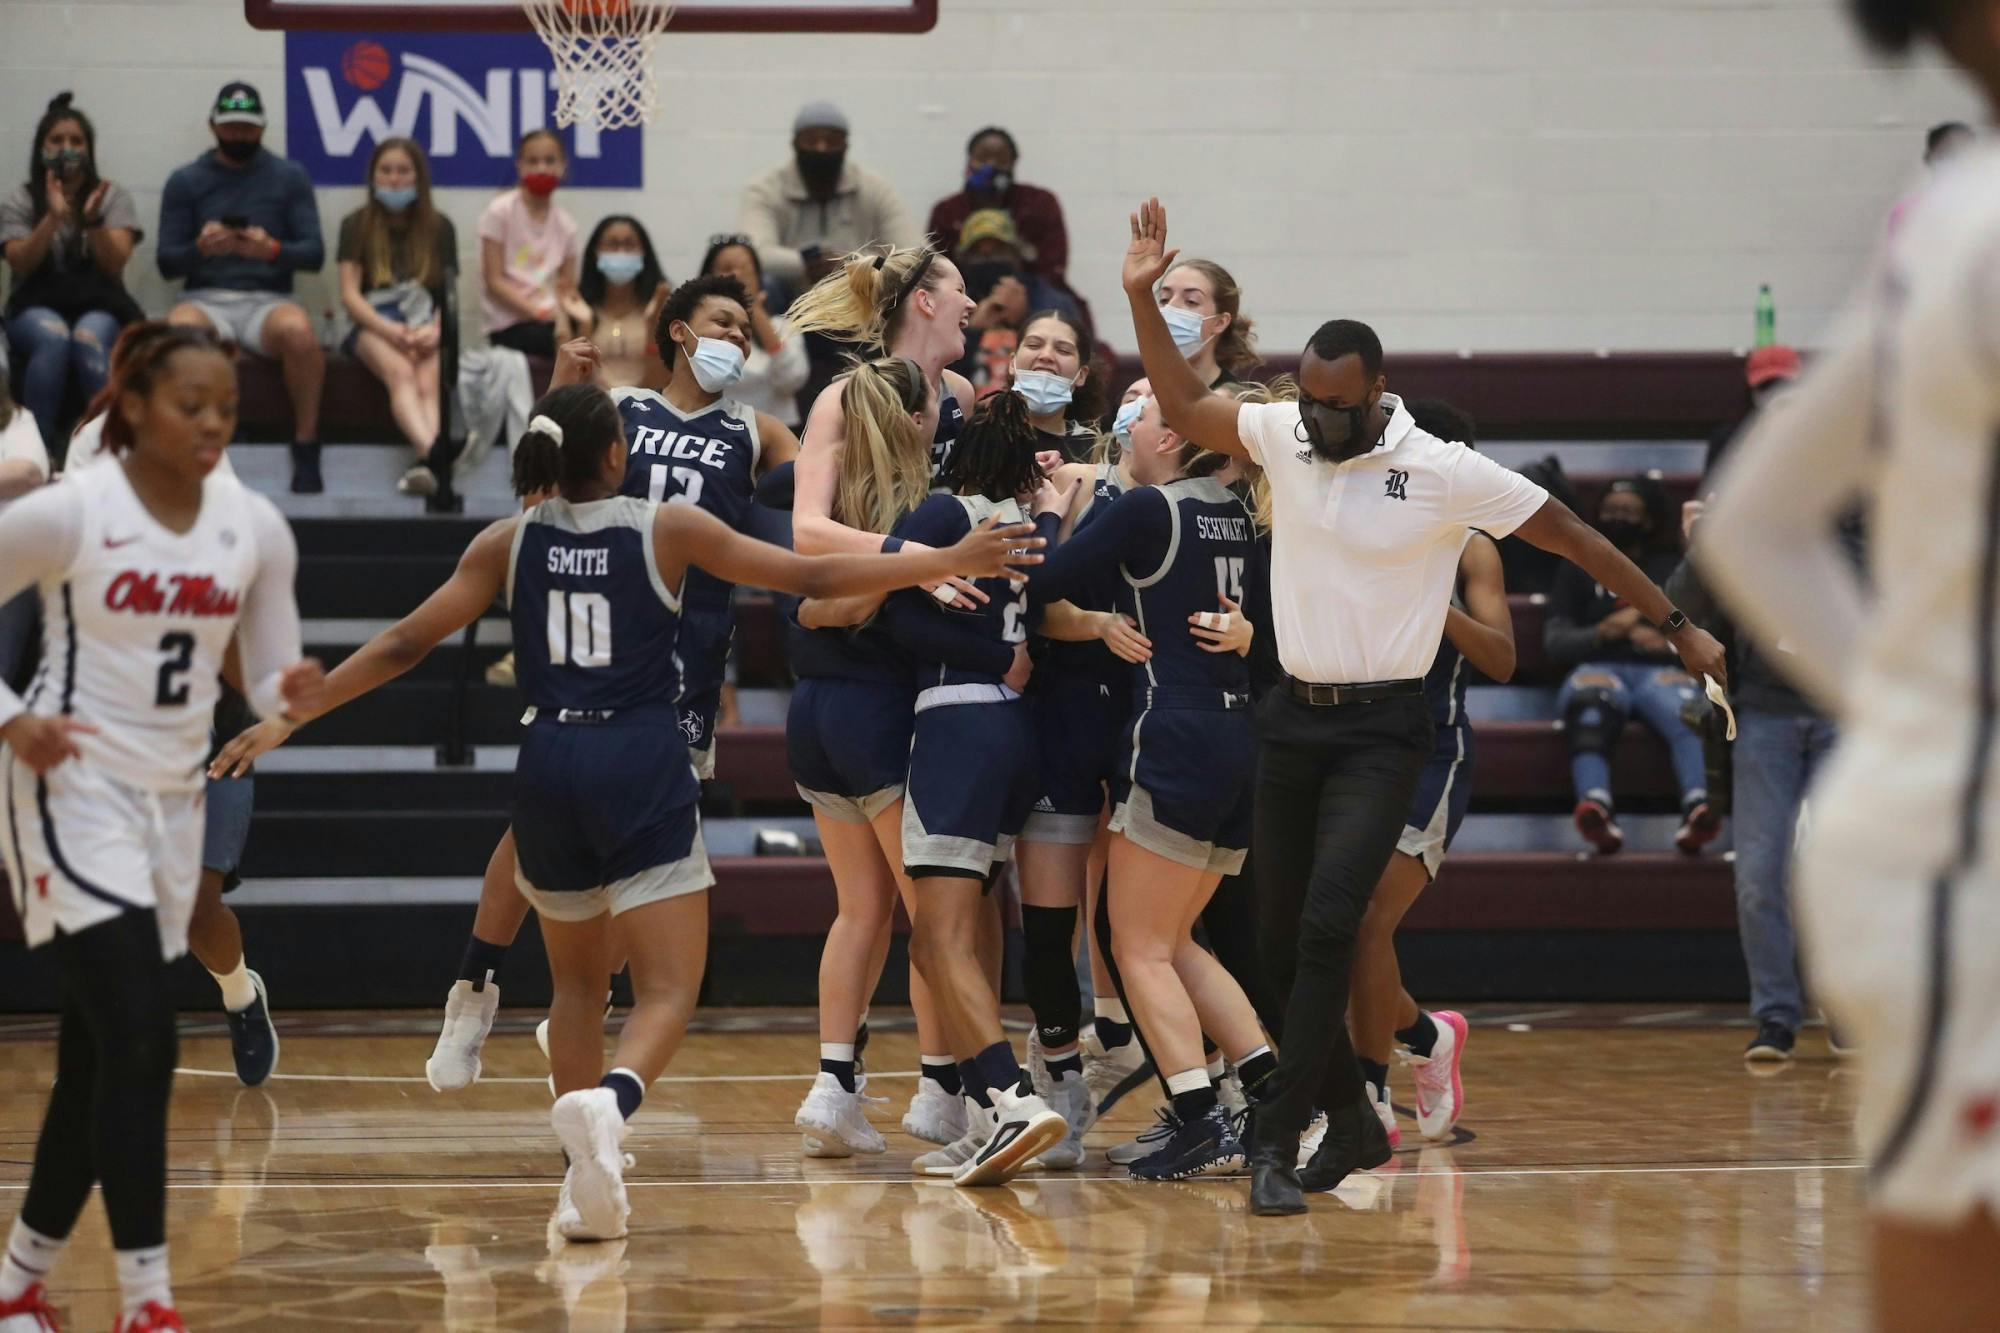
xmin=1703 ymin=674 xmax=1737 ymax=741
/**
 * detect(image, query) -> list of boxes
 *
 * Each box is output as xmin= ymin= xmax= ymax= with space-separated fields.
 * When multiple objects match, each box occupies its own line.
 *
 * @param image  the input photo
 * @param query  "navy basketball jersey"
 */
xmin=1120 ymin=476 xmax=1254 ymax=694
xmin=509 ymin=497 xmax=683 ymax=714
xmin=928 ymin=383 xmax=967 ymax=485
xmin=889 ymin=492 xmax=1029 ymax=688
xmin=1425 ymin=538 xmax=1476 ymax=730
xmin=1038 ymin=459 xmax=1130 ymax=682
xmin=614 ymin=388 xmax=761 ymax=611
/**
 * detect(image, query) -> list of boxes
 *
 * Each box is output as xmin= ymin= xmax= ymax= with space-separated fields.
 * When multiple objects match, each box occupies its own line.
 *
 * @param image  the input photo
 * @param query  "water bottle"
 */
xmin=1755 ymin=284 xmax=1776 ymax=348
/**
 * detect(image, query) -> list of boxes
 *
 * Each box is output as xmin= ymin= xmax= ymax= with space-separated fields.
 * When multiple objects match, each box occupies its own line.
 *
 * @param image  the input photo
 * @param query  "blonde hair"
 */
xmin=1171 ymin=258 xmax=1260 ymax=378
xmin=786 ymin=245 xmax=947 ymax=353
xmin=1224 ymin=380 xmax=1288 ymax=534
xmin=834 ymin=357 xmax=933 ymax=536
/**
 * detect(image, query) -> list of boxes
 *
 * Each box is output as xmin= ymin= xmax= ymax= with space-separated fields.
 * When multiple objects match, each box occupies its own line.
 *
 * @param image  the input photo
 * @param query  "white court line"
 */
xmin=1620 ymin=1009 xmax=1705 ymax=1026
xmin=0 ymin=1162 xmax=1868 ymax=1193
xmin=172 ymin=1067 xmax=921 ymax=1086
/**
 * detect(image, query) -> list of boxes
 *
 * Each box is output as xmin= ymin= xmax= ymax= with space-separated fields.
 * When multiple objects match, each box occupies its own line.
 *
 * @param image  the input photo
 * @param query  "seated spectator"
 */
xmin=1008 ymin=308 xmax=1103 ymax=460
xmin=572 ymin=214 xmax=669 ymax=391
xmin=1546 ymin=477 xmax=1718 ymax=857
xmin=479 ymin=129 xmax=586 ymax=361
xmin=739 ymin=102 xmax=918 ymax=294
xmin=952 ymin=209 xmax=1082 ymax=395
xmin=700 ymin=234 xmax=807 ymax=426
xmin=1157 ymin=258 xmax=1261 ymax=390
xmin=159 ymin=81 xmax=327 ymax=493
xmin=336 ymin=137 xmax=457 ymax=497
xmin=2 ymin=93 xmax=144 ymax=453
xmin=928 ymin=125 xmax=1087 ymax=330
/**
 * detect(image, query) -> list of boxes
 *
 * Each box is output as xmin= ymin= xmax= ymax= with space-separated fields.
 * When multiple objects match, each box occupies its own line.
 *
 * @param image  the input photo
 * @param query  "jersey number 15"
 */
xmin=547 ymin=591 xmax=613 ymax=669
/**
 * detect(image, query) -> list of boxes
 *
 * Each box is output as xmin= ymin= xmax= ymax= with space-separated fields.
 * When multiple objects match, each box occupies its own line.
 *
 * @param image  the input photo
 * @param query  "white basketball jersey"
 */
xmin=20 ymin=462 xmax=264 ymax=792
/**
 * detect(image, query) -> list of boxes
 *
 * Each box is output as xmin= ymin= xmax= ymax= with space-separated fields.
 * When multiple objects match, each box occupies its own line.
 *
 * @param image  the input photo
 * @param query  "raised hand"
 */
xmin=550 ymin=337 xmax=602 ymax=388
xmin=1122 ymin=197 xmax=1180 ymax=297
xmin=44 ymin=173 xmax=71 ymax=224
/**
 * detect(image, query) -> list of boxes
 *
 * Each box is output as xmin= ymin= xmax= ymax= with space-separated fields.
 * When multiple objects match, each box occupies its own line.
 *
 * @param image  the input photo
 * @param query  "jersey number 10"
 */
xmin=547 ymin=591 xmax=613 ymax=669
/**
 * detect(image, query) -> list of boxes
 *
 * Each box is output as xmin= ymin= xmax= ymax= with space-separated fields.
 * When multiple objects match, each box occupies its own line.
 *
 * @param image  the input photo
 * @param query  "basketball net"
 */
xmin=521 ymin=0 xmax=675 ymax=130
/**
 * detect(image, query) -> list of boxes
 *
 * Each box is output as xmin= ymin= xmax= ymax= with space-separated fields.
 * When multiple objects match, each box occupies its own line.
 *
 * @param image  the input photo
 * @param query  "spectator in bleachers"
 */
xmin=952 ymin=210 xmax=1082 ymax=395
xmin=927 ymin=127 xmax=1084 ymax=323
xmin=336 ymin=137 xmax=456 ymax=498
xmin=700 ymin=234 xmax=808 ymax=427
xmin=571 ymin=215 xmax=669 ymax=392
xmin=1008 ymin=308 xmax=1103 ymax=460
xmin=1546 ymin=476 xmax=1719 ymax=857
xmin=2 ymin=93 xmax=144 ymax=453
xmin=159 ymin=81 xmax=326 ymax=493
xmin=1158 ymin=258 xmax=1261 ymax=390
xmin=479 ymin=129 xmax=586 ymax=361
xmin=738 ymin=101 xmax=918 ymax=293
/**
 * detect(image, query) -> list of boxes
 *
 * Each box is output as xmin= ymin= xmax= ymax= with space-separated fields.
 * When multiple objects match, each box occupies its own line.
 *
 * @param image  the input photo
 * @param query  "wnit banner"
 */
xmin=284 ymin=31 xmax=643 ymax=188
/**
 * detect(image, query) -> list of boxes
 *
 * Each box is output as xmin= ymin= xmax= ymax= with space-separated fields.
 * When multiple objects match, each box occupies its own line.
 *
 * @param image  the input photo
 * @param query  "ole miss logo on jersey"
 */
xmin=104 ymin=571 xmax=241 ymax=618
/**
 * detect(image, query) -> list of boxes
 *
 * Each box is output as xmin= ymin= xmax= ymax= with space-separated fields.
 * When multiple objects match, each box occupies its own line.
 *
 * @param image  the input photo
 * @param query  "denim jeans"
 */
xmin=5 ymin=307 xmax=121 ymax=448
xmin=1556 ymin=660 xmax=1708 ymax=809
xmin=1732 ymin=710 xmax=1837 ymax=1030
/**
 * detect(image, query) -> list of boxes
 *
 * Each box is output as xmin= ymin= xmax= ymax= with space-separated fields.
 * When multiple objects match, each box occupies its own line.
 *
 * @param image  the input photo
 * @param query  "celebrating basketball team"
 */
xmin=0 ymin=189 xmax=1732 ymax=1329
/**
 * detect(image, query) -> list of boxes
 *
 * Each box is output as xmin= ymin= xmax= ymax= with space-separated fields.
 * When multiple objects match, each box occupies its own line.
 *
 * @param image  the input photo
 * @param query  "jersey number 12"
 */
xmin=546 ymin=592 xmax=613 ymax=668
xmin=647 ymin=465 xmax=705 ymax=508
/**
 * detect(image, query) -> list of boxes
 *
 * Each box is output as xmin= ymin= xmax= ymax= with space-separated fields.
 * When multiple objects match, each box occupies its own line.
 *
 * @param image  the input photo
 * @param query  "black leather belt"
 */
xmin=1282 ymin=675 xmax=1424 ymax=707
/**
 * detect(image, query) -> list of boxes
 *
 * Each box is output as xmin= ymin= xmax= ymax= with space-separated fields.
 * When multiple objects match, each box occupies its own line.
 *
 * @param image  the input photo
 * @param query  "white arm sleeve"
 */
xmin=0 ymin=484 xmax=83 ymax=729
xmin=236 ymin=492 xmax=305 ymax=720
xmin=1696 ymin=316 xmax=1876 ymax=715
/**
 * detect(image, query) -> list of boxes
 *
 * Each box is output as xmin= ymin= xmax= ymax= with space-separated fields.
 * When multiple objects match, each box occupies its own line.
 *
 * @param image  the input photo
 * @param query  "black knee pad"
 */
xmin=1563 ymin=683 xmax=1628 ymax=755
xmin=1021 ymin=905 xmax=1082 ymax=1047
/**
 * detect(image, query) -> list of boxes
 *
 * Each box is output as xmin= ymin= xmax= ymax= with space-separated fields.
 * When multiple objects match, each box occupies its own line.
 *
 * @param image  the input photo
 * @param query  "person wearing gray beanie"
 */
xmin=737 ymin=100 xmax=917 ymax=290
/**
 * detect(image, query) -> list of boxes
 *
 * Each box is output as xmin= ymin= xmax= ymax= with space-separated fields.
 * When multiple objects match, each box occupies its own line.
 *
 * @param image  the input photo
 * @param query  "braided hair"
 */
xmin=938 ymin=389 xmax=1043 ymax=503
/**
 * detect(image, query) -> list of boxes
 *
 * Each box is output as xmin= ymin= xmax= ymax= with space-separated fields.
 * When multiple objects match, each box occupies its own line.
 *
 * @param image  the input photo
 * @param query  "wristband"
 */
xmin=880 ymin=535 xmax=905 ymax=555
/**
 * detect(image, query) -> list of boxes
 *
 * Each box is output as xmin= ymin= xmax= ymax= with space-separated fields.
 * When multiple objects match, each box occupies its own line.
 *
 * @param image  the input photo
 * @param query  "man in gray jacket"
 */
xmin=738 ymin=101 xmax=918 ymax=292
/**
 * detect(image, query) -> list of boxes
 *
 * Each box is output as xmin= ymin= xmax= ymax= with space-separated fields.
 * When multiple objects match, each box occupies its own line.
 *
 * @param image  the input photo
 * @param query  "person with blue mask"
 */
xmin=335 ymin=136 xmax=456 ymax=494
xmin=1155 ymin=258 xmax=1261 ymax=391
xmin=1008 ymin=309 xmax=1103 ymax=463
xmin=573 ymin=215 xmax=671 ymax=392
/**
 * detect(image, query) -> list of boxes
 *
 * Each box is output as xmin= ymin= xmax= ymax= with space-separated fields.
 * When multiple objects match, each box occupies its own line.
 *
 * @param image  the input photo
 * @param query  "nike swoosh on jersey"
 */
xmin=103 ymin=535 xmax=139 ymax=549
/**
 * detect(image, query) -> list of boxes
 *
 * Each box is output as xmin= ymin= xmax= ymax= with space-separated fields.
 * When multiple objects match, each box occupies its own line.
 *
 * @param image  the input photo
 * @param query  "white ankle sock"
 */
xmin=1205 ymin=1053 xmax=1227 ymax=1081
xmin=1165 ymin=1068 xmax=1212 ymax=1096
xmin=0 ymin=1219 xmax=64 ymax=1300
xmin=1093 ymin=998 xmax=1128 ymax=1025
xmin=115 ymin=1244 xmax=171 ymax=1319
xmin=210 ymin=960 xmax=257 ymax=1012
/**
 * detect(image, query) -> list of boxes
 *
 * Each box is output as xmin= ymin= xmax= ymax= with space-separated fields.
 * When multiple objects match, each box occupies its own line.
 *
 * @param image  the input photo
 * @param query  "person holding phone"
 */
xmin=158 ymin=82 xmax=328 ymax=494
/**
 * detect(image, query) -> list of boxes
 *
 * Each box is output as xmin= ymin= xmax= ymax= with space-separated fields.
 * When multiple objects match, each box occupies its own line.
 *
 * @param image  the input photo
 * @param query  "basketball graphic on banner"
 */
xmin=341 ymin=39 xmax=391 ymax=90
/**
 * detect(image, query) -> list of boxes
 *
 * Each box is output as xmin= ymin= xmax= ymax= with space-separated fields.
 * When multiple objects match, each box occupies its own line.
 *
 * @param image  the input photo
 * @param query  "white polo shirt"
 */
xmin=1239 ymin=392 xmax=1548 ymax=684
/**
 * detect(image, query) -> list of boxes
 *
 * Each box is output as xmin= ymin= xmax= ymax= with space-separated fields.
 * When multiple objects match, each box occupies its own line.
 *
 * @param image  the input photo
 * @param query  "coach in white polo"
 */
xmin=1117 ymin=199 xmax=1727 ymax=1217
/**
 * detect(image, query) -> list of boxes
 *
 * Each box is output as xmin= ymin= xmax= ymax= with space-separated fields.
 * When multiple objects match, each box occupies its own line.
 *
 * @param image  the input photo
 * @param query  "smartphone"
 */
xmin=221 ymin=214 xmax=250 ymax=230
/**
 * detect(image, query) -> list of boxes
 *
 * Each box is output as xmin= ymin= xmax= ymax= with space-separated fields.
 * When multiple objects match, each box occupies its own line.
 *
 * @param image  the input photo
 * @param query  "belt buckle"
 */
xmin=1312 ymin=681 xmax=1341 ymax=707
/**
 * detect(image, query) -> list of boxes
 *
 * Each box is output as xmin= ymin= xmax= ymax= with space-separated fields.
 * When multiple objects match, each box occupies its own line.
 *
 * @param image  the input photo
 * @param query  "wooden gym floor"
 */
xmin=0 ymin=1005 xmax=1867 ymax=1331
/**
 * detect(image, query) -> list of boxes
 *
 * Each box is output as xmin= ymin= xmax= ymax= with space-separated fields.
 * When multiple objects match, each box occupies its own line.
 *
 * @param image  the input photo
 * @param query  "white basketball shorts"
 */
xmin=3 ymin=753 xmax=204 ymax=961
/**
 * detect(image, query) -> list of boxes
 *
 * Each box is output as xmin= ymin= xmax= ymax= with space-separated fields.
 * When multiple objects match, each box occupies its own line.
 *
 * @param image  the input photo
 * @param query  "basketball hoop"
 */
xmin=521 ymin=0 xmax=675 ymax=130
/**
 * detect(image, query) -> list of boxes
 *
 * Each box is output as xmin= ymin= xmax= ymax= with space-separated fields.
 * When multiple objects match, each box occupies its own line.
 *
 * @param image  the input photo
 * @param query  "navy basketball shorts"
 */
xmin=787 ymin=677 xmax=916 ymax=824
xmin=1109 ymin=692 xmax=1256 ymax=875
xmin=901 ymin=691 xmax=1038 ymax=880
xmin=675 ymin=604 xmax=735 ymax=782
xmin=1397 ymin=723 xmax=1476 ymax=879
xmin=510 ymin=708 xmax=713 ymax=922
xmin=1021 ymin=675 xmax=1132 ymax=845
xmin=200 ymin=773 xmax=255 ymax=893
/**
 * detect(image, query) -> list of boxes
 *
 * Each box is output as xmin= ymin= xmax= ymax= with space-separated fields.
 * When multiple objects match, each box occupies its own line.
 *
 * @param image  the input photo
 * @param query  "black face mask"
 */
xmin=1296 ymin=396 xmax=1378 ymax=463
xmin=795 ymin=148 xmax=845 ymax=197
xmin=960 ymin=259 xmax=1019 ymax=303
xmin=215 ymin=138 xmax=259 ymax=164
xmin=1598 ymin=518 xmax=1648 ymax=549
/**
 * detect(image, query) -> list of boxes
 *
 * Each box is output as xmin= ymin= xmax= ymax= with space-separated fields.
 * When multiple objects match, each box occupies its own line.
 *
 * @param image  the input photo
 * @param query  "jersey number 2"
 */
xmin=647 ymin=465 xmax=705 ymax=508
xmin=547 ymin=592 xmax=613 ymax=669
xmin=155 ymin=632 xmax=195 ymax=707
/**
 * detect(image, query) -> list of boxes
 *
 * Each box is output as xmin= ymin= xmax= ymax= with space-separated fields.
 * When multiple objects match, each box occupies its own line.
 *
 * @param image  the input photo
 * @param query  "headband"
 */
xmin=888 ymin=251 xmax=937 ymax=313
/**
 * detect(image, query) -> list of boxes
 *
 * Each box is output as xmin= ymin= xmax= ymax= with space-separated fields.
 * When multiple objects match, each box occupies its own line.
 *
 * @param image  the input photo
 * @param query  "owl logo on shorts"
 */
xmin=679 ymin=710 xmax=703 ymax=746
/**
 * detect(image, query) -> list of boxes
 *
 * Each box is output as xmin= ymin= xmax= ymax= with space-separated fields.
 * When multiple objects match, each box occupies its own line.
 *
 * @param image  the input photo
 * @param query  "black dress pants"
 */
xmin=1249 ymin=689 xmax=1432 ymax=1146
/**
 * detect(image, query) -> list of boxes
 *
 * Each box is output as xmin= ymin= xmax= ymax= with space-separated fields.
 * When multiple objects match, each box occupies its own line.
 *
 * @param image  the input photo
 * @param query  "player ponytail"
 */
xmin=834 ymin=356 xmax=932 ymax=535
xmin=786 ymin=244 xmax=947 ymax=352
xmin=511 ymin=383 xmax=623 ymax=499
xmin=939 ymin=389 xmax=1042 ymax=504
xmin=100 ymin=323 xmax=227 ymax=456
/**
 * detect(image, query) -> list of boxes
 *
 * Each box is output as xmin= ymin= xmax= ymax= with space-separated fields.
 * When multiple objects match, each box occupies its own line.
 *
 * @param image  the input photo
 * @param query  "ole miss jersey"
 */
xmin=19 ymin=462 xmax=266 ymax=791
xmin=614 ymin=388 xmax=762 ymax=614
xmin=508 ymin=496 xmax=683 ymax=715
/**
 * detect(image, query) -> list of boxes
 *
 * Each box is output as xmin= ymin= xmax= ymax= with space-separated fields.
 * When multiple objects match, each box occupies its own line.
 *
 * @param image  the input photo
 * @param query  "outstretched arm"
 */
xmin=1446 ymin=532 xmax=1516 ymax=682
xmin=1121 ymin=198 xmax=1246 ymax=457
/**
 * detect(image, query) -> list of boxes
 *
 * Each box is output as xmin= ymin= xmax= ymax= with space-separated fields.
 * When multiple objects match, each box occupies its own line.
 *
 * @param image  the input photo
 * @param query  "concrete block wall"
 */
xmin=0 ymin=0 xmax=1981 ymax=355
